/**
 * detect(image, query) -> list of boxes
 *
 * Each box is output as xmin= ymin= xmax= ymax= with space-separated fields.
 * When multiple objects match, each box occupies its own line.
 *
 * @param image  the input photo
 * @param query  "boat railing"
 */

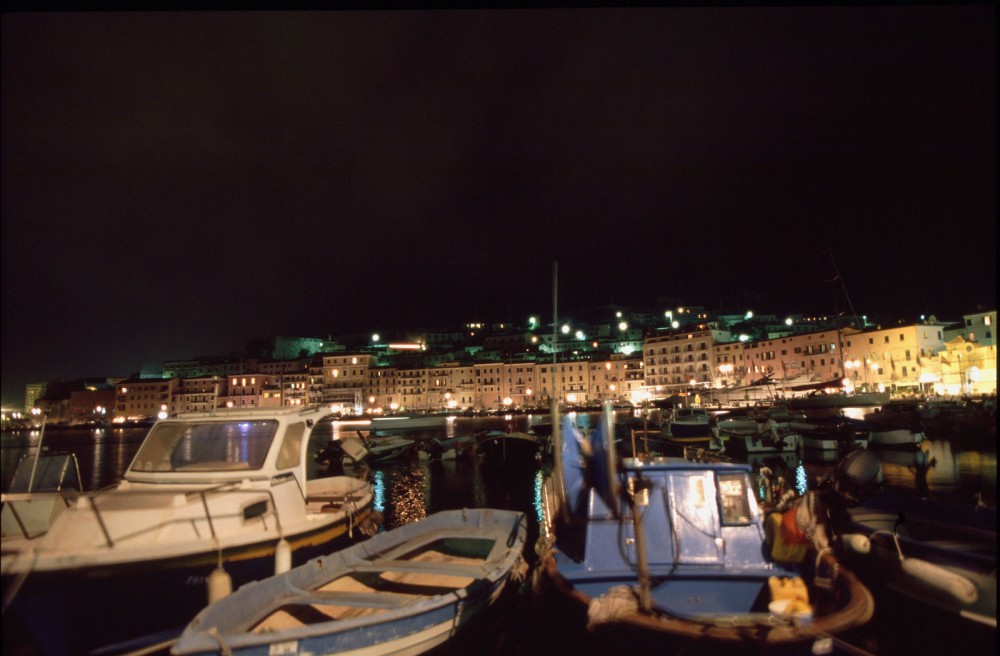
xmin=72 ymin=483 xmax=288 ymax=550
xmin=2 ymin=453 xmax=85 ymax=540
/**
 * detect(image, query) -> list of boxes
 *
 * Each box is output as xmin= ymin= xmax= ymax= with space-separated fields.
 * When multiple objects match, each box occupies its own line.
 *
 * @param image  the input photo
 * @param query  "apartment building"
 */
xmin=223 ymin=374 xmax=275 ymax=409
xmin=739 ymin=328 xmax=846 ymax=387
xmin=643 ymin=329 xmax=716 ymax=397
xmin=320 ymin=353 xmax=374 ymax=412
xmin=842 ymin=322 xmax=949 ymax=393
xmin=115 ymin=378 xmax=178 ymax=421
xmin=170 ymin=375 xmax=226 ymax=413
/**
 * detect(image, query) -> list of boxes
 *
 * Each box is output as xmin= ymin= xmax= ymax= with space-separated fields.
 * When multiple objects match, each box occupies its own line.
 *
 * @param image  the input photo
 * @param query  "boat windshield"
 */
xmin=129 ymin=420 xmax=278 ymax=473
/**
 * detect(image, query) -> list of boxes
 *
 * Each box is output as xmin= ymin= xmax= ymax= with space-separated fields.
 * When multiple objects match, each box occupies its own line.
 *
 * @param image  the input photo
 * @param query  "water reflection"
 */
xmin=384 ymin=463 xmax=427 ymax=528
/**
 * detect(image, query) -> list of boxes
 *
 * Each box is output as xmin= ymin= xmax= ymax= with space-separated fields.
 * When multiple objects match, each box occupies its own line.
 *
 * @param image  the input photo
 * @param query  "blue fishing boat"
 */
xmin=535 ymin=402 xmax=874 ymax=652
xmin=172 ymin=508 xmax=528 ymax=656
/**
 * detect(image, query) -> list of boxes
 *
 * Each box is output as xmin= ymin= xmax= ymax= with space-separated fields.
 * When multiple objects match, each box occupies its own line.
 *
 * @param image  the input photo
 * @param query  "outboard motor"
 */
xmin=830 ymin=449 xmax=883 ymax=506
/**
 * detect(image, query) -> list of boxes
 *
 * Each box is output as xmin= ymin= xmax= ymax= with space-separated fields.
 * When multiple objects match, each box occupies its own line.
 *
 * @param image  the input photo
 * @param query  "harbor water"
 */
xmin=1 ymin=411 xmax=995 ymax=655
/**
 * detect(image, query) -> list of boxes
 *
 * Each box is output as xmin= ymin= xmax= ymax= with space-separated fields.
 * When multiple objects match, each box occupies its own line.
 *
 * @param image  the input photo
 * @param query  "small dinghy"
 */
xmin=172 ymin=508 xmax=528 ymax=656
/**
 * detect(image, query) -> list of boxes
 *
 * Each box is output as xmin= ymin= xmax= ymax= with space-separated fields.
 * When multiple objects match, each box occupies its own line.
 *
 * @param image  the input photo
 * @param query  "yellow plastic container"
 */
xmin=768 ymin=575 xmax=809 ymax=603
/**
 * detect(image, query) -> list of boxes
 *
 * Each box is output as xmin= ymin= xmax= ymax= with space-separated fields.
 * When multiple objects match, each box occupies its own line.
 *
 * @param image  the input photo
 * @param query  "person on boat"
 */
xmin=314 ymin=440 xmax=347 ymax=476
xmin=755 ymin=416 xmax=781 ymax=448
xmin=765 ymin=449 xmax=883 ymax=564
xmin=708 ymin=415 xmax=724 ymax=452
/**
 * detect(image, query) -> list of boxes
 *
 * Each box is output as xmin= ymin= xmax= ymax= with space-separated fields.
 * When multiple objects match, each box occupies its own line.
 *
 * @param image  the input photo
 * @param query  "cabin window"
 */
xmin=276 ymin=422 xmax=305 ymax=470
xmin=130 ymin=420 xmax=277 ymax=472
xmin=717 ymin=473 xmax=753 ymax=525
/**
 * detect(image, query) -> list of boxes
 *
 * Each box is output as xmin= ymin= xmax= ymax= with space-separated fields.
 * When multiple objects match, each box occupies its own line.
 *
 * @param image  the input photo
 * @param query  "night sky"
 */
xmin=1 ymin=8 xmax=995 ymax=407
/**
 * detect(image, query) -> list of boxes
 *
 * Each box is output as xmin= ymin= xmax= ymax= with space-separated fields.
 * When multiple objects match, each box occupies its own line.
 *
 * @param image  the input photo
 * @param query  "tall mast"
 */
xmin=550 ymin=261 xmax=568 ymax=521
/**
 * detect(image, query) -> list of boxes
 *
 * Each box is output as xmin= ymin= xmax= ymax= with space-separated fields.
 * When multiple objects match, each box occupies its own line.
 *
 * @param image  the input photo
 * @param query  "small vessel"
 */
xmin=172 ymin=508 xmax=528 ymax=656
xmin=339 ymin=435 xmax=417 ymax=465
xmin=838 ymin=491 xmax=996 ymax=630
xmin=666 ymin=406 xmax=711 ymax=437
xmin=785 ymin=389 xmax=890 ymax=410
xmin=723 ymin=428 xmax=802 ymax=455
xmin=475 ymin=429 xmax=543 ymax=465
xmin=418 ymin=435 xmax=475 ymax=461
xmin=1 ymin=405 xmax=380 ymax=656
xmin=867 ymin=427 xmax=925 ymax=449
xmin=535 ymin=403 xmax=874 ymax=652
xmin=790 ymin=419 xmax=869 ymax=453
xmin=371 ymin=413 xmax=449 ymax=433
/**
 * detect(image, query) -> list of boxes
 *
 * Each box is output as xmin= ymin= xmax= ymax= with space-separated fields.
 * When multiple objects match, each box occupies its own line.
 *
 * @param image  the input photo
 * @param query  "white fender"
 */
xmin=207 ymin=566 xmax=232 ymax=604
xmin=900 ymin=558 xmax=979 ymax=605
xmin=841 ymin=533 xmax=871 ymax=556
xmin=274 ymin=538 xmax=291 ymax=575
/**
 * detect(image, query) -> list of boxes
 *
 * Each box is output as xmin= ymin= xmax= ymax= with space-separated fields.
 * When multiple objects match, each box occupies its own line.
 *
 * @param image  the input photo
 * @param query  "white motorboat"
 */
xmin=1 ymin=405 xmax=380 ymax=656
xmin=868 ymin=427 xmax=926 ymax=449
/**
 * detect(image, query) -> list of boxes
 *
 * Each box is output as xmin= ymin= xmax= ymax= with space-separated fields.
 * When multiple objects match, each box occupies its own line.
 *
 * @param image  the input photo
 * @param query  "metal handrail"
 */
xmin=78 ymin=484 xmax=287 ymax=550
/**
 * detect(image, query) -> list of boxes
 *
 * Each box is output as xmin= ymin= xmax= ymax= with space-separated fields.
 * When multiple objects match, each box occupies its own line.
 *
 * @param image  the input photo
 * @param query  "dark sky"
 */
xmin=1 ymin=8 xmax=995 ymax=407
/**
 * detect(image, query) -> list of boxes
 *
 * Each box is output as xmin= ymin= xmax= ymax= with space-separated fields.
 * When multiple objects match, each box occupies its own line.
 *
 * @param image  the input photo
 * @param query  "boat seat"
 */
xmin=359 ymin=559 xmax=490 ymax=579
xmin=302 ymin=590 xmax=421 ymax=608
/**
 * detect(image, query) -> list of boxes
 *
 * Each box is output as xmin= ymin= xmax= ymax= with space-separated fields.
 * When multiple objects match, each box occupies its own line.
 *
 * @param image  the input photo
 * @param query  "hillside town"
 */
xmin=5 ymin=305 xmax=996 ymax=427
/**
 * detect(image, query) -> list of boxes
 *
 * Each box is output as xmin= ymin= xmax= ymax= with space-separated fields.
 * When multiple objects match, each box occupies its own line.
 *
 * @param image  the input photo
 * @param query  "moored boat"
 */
xmin=418 ymin=435 xmax=476 ymax=461
xmin=666 ymin=406 xmax=711 ymax=437
xmin=838 ymin=491 xmax=996 ymax=630
xmin=172 ymin=508 xmax=528 ymax=656
xmin=371 ymin=414 xmax=449 ymax=433
xmin=475 ymin=430 xmax=543 ymax=465
xmin=339 ymin=435 xmax=418 ymax=465
xmin=534 ymin=403 xmax=874 ymax=653
xmin=867 ymin=427 xmax=925 ymax=449
xmin=1 ymin=405 xmax=380 ymax=655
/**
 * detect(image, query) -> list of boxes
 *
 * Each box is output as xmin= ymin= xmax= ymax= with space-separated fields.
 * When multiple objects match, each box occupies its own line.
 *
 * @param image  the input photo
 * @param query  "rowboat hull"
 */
xmin=173 ymin=508 xmax=528 ymax=656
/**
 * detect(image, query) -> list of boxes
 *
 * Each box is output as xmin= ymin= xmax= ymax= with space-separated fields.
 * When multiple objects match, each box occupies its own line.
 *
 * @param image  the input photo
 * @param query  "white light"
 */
xmin=739 ymin=334 xmax=749 ymax=342
xmin=157 ymin=411 xmax=168 ymax=419
xmin=575 ymin=330 xmax=585 ymax=340
xmin=503 ymin=397 xmax=513 ymax=405
xmin=618 ymin=321 xmax=628 ymax=331
xmin=561 ymin=324 xmax=570 ymax=334
xmin=372 ymin=333 xmax=380 ymax=342
xmin=785 ymin=317 xmax=793 ymax=326
xmin=671 ymin=321 xmax=679 ymax=329
xmin=745 ymin=310 xmax=754 ymax=320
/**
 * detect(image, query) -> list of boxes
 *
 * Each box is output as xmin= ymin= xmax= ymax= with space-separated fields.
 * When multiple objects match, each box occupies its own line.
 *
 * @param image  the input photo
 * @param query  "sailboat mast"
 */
xmin=550 ymin=261 xmax=567 ymax=521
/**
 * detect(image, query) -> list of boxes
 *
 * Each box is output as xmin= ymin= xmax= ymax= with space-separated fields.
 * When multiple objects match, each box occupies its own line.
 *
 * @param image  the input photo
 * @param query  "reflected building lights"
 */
xmin=533 ymin=468 xmax=546 ymax=525
xmin=795 ymin=463 xmax=808 ymax=496
xmin=371 ymin=469 xmax=386 ymax=514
